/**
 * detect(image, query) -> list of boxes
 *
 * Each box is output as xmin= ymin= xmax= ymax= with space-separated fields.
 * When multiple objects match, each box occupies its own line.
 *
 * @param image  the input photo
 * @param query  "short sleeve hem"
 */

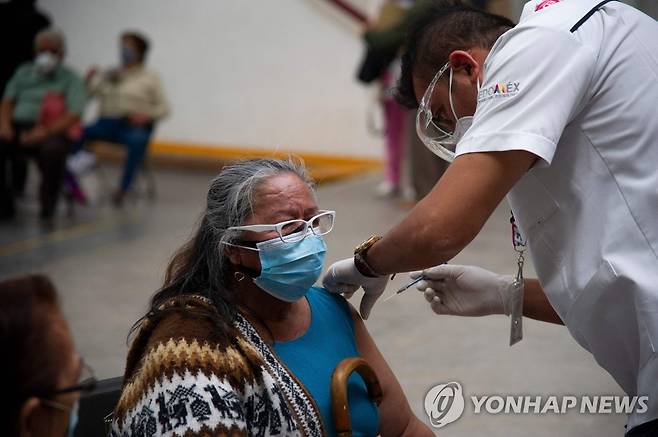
xmin=456 ymin=131 xmax=557 ymax=168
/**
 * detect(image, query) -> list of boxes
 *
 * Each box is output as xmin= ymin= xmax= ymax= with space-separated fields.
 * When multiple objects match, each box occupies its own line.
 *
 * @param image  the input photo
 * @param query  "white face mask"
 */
xmin=416 ymin=62 xmax=480 ymax=162
xmin=35 ymin=52 xmax=59 ymax=75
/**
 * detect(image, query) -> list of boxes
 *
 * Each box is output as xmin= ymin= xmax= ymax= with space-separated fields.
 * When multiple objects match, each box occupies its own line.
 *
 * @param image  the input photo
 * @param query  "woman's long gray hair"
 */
xmin=137 ymin=158 xmax=314 ymax=335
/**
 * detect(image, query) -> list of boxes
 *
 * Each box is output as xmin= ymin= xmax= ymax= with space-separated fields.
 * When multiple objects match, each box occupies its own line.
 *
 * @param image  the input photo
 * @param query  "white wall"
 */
xmin=39 ymin=0 xmax=385 ymax=158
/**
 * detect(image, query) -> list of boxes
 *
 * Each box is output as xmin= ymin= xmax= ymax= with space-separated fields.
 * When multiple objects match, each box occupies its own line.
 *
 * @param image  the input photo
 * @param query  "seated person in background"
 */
xmin=79 ymin=31 xmax=169 ymax=206
xmin=0 ymin=28 xmax=85 ymax=220
xmin=0 ymin=274 xmax=96 ymax=437
xmin=111 ymin=158 xmax=433 ymax=436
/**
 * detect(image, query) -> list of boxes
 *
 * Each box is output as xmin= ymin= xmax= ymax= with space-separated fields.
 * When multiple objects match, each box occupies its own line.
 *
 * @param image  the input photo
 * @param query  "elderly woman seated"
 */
xmin=111 ymin=158 xmax=433 ymax=436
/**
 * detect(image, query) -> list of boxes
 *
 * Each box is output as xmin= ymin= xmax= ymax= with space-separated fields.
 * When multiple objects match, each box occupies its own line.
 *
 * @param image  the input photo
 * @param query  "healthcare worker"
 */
xmin=322 ymin=0 xmax=658 ymax=435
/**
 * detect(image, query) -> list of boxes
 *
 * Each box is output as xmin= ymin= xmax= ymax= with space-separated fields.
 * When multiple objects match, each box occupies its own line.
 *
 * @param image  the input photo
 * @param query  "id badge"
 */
xmin=509 ymin=278 xmax=524 ymax=346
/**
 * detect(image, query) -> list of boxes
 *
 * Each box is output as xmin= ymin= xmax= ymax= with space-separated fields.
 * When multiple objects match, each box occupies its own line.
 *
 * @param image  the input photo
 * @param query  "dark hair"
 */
xmin=121 ymin=31 xmax=149 ymax=60
xmin=396 ymin=0 xmax=514 ymax=108
xmin=128 ymin=158 xmax=314 ymax=341
xmin=0 ymin=275 xmax=66 ymax=435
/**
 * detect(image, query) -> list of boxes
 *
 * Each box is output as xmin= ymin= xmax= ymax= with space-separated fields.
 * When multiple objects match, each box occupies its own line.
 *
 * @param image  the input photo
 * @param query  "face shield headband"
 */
xmin=416 ymin=62 xmax=479 ymax=163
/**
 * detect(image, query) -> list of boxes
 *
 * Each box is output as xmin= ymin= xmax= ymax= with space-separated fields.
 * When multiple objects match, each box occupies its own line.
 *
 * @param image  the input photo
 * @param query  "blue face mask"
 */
xmin=252 ymin=230 xmax=327 ymax=302
xmin=121 ymin=46 xmax=138 ymax=66
xmin=67 ymin=400 xmax=79 ymax=437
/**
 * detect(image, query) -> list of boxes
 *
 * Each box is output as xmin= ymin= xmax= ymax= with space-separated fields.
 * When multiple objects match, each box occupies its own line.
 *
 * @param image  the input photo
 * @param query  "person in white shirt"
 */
xmin=322 ymin=1 xmax=658 ymax=435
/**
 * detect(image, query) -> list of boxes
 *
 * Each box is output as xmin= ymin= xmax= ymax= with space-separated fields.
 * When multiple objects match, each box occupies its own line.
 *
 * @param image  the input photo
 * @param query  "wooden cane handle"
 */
xmin=331 ymin=357 xmax=383 ymax=437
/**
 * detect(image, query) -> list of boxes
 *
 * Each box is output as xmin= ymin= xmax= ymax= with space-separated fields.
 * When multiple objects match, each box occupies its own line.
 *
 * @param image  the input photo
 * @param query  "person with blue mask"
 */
xmin=111 ymin=158 xmax=433 ymax=436
xmin=71 ymin=30 xmax=169 ymax=206
xmin=0 ymin=274 xmax=96 ymax=437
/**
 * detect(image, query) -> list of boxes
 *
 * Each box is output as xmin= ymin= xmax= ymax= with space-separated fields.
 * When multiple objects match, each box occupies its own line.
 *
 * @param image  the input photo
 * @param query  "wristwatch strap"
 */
xmin=354 ymin=235 xmax=383 ymax=278
xmin=354 ymin=252 xmax=381 ymax=278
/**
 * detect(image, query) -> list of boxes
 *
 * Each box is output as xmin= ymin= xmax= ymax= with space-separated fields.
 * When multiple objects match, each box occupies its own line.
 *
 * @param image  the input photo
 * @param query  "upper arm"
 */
xmin=115 ymin=312 xmax=251 ymax=436
xmin=458 ymin=27 xmax=596 ymax=167
xmin=113 ymin=367 xmax=249 ymax=436
xmin=3 ymin=65 xmax=26 ymax=100
xmin=150 ymin=72 xmax=169 ymax=115
xmin=349 ymin=304 xmax=433 ymax=436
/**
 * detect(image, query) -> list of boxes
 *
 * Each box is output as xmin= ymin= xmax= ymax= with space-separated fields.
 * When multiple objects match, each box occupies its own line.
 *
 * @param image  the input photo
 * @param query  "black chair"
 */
xmin=75 ymin=376 xmax=123 ymax=437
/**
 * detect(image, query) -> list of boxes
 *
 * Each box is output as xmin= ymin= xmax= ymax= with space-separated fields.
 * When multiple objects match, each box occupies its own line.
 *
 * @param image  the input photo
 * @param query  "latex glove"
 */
xmin=322 ymin=257 xmax=389 ymax=320
xmin=411 ymin=264 xmax=515 ymax=317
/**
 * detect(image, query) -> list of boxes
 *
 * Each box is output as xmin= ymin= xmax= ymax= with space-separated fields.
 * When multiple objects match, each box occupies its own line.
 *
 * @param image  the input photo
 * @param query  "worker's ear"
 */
xmin=18 ymin=397 xmax=41 ymax=437
xmin=448 ymin=50 xmax=481 ymax=85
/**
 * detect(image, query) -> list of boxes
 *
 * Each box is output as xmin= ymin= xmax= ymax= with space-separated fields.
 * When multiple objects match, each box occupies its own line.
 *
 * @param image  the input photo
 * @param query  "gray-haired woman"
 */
xmin=111 ymin=158 xmax=432 ymax=436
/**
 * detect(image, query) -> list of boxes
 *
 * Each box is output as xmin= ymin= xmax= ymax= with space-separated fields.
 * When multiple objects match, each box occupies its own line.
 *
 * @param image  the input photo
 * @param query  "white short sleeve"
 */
xmin=456 ymin=26 xmax=596 ymax=167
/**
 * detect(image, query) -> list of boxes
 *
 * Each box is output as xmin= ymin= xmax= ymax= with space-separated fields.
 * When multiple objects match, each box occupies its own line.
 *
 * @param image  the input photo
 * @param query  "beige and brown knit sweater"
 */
xmin=110 ymin=296 xmax=325 ymax=437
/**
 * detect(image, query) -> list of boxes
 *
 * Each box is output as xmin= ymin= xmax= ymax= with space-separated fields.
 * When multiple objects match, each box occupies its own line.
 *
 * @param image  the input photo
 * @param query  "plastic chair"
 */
xmin=74 ymin=376 xmax=123 ymax=437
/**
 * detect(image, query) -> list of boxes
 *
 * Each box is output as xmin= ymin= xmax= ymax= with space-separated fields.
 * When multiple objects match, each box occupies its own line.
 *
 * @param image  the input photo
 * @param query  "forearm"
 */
xmin=367 ymin=151 xmax=538 ymax=275
xmin=47 ymin=112 xmax=79 ymax=136
xmin=0 ymin=100 xmax=14 ymax=126
xmin=523 ymin=278 xmax=563 ymax=325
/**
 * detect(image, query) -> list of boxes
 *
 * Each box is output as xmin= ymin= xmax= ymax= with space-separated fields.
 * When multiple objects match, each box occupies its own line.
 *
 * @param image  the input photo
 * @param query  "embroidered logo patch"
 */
xmin=477 ymin=81 xmax=521 ymax=103
xmin=535 ymin=0 xmax=561 ymax=12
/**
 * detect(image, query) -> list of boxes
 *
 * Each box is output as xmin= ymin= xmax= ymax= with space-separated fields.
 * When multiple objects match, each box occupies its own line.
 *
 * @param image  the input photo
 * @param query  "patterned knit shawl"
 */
xmin=111 ymin=295 xmax=325 ymax=437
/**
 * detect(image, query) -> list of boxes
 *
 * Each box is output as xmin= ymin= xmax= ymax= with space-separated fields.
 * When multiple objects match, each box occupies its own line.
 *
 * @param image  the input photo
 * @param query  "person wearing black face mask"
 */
xmin=74 ymin=31 xmax=169 ymax=207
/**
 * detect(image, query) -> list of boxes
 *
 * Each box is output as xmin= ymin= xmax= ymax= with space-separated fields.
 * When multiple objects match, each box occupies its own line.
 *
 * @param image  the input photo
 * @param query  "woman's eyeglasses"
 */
xmin=39 ymin=360 xmax=97 ymax=412
xmin=227 ymin=210 xmax=335 ymax=245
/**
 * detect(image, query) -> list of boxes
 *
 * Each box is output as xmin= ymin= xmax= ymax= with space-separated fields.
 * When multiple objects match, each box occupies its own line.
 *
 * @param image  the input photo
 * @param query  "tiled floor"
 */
xmin=0 ymin=166 xmax=627 ymax=436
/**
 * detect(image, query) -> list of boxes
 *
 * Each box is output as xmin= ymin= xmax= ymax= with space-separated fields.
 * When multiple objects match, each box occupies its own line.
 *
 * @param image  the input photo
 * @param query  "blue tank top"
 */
xmin=273 ymin=287 xmax=380 ymax=436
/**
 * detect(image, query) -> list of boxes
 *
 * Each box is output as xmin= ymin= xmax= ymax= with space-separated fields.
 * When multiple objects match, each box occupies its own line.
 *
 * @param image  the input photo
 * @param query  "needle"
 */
xmin=384 ymin=276 xmax=426 ymax=302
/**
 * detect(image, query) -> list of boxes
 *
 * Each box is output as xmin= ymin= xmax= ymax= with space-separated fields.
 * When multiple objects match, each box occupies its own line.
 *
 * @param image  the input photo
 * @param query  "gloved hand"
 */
xmin=411 ymin=264 xmax=515 ymax=317
xmin=322 ymin=257 xmax=389 ymax=320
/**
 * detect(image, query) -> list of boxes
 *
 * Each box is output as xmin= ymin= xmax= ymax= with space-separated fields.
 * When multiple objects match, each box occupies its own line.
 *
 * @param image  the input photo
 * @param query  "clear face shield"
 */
xmin=416 ymin=63 xmax=477 ymax=163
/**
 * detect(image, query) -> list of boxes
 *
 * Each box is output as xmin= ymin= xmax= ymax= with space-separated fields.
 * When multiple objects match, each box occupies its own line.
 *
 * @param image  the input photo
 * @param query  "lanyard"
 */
xmin=509 ymin=212 xmax=526 ymax=346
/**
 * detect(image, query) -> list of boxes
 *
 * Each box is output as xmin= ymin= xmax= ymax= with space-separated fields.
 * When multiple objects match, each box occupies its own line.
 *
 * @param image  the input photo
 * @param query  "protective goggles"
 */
xmin=226 ymin=210 xmax=335 ymax=249
xmin=416 ymin=62 xmax=462 ymax=163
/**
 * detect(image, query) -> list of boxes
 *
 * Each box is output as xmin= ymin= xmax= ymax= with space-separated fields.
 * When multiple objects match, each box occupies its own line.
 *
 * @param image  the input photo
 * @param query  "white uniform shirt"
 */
xmin=456 ymin=0 xmax=658 ymax=429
